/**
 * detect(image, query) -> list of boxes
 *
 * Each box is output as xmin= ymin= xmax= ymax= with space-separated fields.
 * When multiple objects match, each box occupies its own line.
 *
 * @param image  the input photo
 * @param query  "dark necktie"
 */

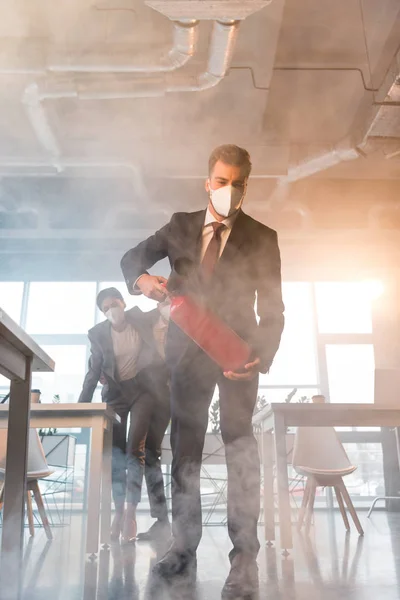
xmin=202 ymin=222 xmax=226 ymax=277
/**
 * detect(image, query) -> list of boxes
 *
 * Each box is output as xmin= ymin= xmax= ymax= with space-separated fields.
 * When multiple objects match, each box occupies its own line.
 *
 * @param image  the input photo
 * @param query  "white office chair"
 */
xmin=293 ymin=426 xmax=363 ymax=536
xmin=0 ymin=429 xmax=54 ymax=539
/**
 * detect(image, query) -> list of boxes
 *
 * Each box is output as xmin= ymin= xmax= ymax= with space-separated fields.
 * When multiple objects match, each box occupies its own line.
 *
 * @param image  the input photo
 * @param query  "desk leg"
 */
xmin=83 ymin=559 xmax=98 ymax=600
xmin=86 ymin=418 xmax=104 ymax=557
xmin=274 ymin=414 xmax=293 ymax=553
xmin=262 ymin=431 xmax=275 ymax=544
xmin=100 ymin=424 xmax=112 ymax=547
xmin=96 ymin=548 xmax=110 ymax=600
xmin=0 ymin=360 xmax=32 ymax=600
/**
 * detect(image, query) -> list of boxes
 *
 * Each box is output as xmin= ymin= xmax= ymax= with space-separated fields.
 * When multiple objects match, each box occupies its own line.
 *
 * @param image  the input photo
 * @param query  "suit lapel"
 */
xmin=185 ymin=210 xmax=206 ymax=264
xmin=99 ymin=321 xmax=117 ymax=380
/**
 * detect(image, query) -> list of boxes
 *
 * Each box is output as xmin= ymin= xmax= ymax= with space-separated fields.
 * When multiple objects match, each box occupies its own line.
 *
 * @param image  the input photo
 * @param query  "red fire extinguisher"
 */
xmin=169 ymin=294 xmax=252 ymax=372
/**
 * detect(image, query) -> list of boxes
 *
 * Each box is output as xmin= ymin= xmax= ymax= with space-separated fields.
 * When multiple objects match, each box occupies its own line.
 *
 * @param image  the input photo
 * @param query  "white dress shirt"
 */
xmin=200 ymin=208 xmax=237 ymax=262
xmin=111 ymin=323 xmax=142 ymax=381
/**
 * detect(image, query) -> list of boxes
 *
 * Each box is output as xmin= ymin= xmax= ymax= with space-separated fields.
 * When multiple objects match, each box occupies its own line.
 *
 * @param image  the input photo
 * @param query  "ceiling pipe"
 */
xmin=20 ymin=0 xmax=270 ymax=160
xmin=272 ymin=53 xmax=400 ymax=186
xmin=21 ymin=19 xmax=240 ymax=158
xmin=47 ymin=19 xmax=199 ymax=74
xmin=167 ymin=19 xmax=240 ymax=92
xmin=283 ymin=146 xmax=362 ymax=184
xmin=75 ymin=19 xmax=241 ymax=98
xmin=264 ymin=145 xmax=364 ymax=205
xmin=22 ymin=83 xmax=63 ymax=161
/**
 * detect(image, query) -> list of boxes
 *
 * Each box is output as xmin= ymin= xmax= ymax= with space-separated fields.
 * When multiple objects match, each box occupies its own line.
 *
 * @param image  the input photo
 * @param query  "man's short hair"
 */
xmin=96 ymin=287 xmax=124 ymax=311
xmin=208 ymin=144 xmax=252 ymax=178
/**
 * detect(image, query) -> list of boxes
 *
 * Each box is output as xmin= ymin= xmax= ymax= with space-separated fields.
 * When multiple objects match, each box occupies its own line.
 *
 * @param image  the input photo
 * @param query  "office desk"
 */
xmin=0 ymin=307 xmax=54 ymax=599
xmin=0 ymin=403 xmax=117 ymax=557
xmin=253 ymin=403 xmax=400 ymax=552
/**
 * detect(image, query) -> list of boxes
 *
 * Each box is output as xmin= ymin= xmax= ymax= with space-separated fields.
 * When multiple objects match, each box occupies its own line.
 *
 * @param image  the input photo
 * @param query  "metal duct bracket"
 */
xmin=145 ymin=0 xmax=272 ymax=20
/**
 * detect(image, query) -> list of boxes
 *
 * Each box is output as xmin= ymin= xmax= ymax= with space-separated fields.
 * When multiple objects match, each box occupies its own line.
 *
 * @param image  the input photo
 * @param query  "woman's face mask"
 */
xmin=209 ymin=183 xmax=245 ymax=218
xmin=105 ymin=305 xmax=125 ymax=327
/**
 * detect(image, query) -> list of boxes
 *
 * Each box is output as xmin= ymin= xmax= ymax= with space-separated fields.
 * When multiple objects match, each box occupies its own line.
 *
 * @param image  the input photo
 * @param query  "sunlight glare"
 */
xmin=363 ymin=279 xmax=384 ymax=300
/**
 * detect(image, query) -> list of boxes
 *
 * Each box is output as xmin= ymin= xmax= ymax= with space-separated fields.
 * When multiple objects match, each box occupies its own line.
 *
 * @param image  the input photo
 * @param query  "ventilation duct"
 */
xmin=271 ymin=47 xmax=400 ymax=185
xmin=276 ymin=97 xmax=399 ymax=184
xmin=145 ymin=0 xmax=271 ymax=20
xmin=366 ymin=77 xmax=400 ymax=139
xmin=22 ymin=18 xmax=241 ymax=158
xmin=77 ymin=20 xmax=240 ymax=97
xmin=22 ymin=84 xmax=63 ymax=160
xmin=20 ymin=0 xmax=271 ymax=159
xmin=283 ymin=146 xmax=362 ymax=184
xmin=48 ymin=19 xmax=199 ymax=74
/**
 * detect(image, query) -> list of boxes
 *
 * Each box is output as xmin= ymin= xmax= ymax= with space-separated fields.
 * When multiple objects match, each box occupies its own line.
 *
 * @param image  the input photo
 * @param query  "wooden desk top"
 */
xmin=0 ymin=403 xmax=119 ymax=423
xmin=0 ymin=307 xmax=54 ymax=373
xmin=253 ymin=402 xmax=400 ymax=429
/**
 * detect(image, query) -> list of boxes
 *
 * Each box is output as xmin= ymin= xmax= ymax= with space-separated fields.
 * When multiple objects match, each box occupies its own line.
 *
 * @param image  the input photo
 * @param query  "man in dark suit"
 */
xmin=78 ymin=288 xmax=171 ymax=544
xmin=121 ymin=145 xmax=285 ymax=597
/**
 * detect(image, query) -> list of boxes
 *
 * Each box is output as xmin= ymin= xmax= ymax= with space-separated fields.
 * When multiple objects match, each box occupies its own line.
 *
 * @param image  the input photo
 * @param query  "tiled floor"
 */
xmin=16 ymin=510 xmax=400 ymax=599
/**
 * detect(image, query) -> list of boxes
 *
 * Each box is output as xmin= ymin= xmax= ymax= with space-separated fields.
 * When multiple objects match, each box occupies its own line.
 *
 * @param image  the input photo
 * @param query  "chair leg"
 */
xmin=338 ymin=479 xmax=364 ymax=536
xmin=26 ymin=490 xmax=35 ymax=537
xmin=31 ymin=481 xmax=53 ymax=540
xmin=298 ymin=478 xmax=311 ymax=530
xmin=305 ymin=478 xmax=317 ymax=535
xmin=334 ymin=485 xmax=350 ymax=531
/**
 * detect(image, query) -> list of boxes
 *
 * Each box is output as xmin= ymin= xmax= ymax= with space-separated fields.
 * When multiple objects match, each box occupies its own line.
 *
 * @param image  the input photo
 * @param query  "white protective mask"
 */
xmin=209 ymin=184 xmax=244 ymax=218
xmin=105 ymin=306 xmax=125 ymax=327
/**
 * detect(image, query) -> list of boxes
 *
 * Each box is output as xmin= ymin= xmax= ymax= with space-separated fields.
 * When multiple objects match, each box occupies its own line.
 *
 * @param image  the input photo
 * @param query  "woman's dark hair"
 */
xmin=96 ymin=287 xmax=124 ymax=311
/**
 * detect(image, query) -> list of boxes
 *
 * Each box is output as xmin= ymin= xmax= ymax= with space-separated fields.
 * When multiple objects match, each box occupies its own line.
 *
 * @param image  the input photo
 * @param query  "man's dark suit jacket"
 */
xmin=120 ymin=209 xmax=285 ymax=373
xmin=78 ymin=307 xmax=163 ymax=404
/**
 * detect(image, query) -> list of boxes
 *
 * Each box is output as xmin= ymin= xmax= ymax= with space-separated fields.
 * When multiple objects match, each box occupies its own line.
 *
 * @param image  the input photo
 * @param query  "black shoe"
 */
xmin=152 ymin=545 xmax=197 ymax=580
xmin=137 ymin=519 xmax=171 ymax=542
xmin=221 ymin=555 xmax=259 ymax=599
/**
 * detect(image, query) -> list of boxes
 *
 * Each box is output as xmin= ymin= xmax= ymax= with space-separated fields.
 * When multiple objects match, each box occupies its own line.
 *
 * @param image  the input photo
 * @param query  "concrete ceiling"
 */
xmin=0 ymin=0 xmax=397 ymax=171
xmin=0 ymin=0 xmax=400 ymax=279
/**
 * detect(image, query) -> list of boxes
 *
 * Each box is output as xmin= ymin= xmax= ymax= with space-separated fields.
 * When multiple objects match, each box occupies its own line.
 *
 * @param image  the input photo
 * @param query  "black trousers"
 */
xmin=168 ymin=342 xmax=260 ymax=559
xmin=109 ymin=366 xmax=170 ymax=516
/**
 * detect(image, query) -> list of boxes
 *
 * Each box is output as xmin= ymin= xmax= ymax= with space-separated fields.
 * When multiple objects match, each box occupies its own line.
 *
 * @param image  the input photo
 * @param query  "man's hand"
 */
xmin=223 ymin=357 xmax=261 ymax=381
xmin=137 ymin=274 xmax=168 ymax=301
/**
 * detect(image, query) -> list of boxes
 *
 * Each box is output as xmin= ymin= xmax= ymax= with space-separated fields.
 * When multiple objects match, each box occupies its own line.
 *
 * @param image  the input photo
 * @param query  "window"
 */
xmin=26 ymin=282 xmax=97 ymax=334
xmin=261 ymin=283 xmax=318 ymax=387
xmin=0 ymin=374 xmax=9 ymax=395
xmin=0 ymin=282 xmax=24 ymax=324
xmin=315 ymin=282 xmax=379 ymax=334
xmin=326 ymin=344 xmax=375 ymax=404
xmin=31 ymin=345 xmax=88 ymax=403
